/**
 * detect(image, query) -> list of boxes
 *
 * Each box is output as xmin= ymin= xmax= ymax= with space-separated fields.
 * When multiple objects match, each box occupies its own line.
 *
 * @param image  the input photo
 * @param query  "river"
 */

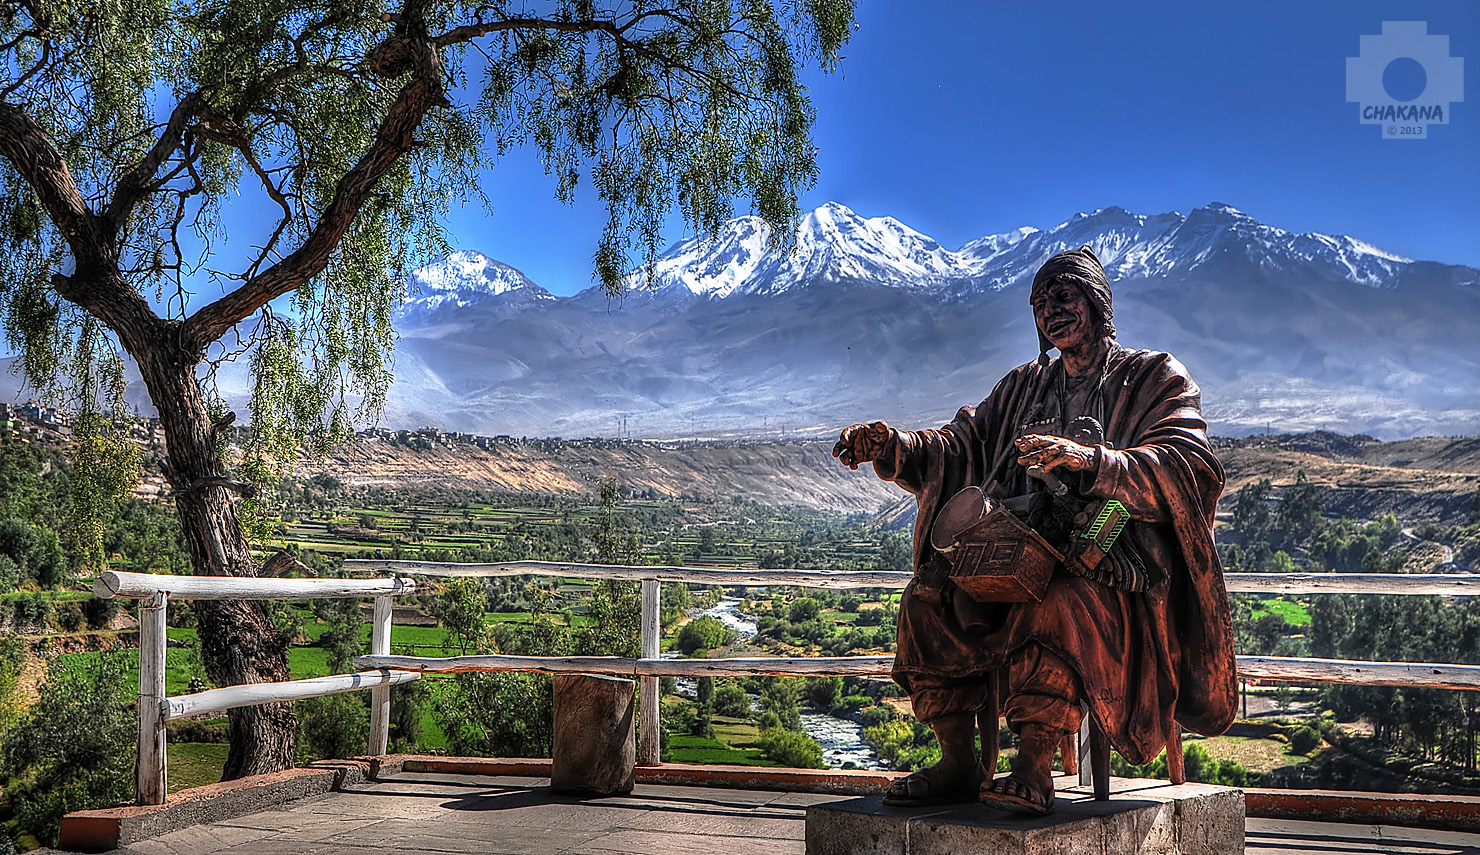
xmin=687 ymin=597 xmax=887 ymax=771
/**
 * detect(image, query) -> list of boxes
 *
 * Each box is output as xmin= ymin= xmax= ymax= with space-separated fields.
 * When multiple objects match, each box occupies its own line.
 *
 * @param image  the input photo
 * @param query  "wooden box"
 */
xmin=945 ymin=507 xmax=1063 ymax=603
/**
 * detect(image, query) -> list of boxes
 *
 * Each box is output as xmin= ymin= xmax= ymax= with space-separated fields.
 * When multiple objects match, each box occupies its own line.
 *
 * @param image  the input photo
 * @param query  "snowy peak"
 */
xmin=411 ymin=204 xmax=1473 ymax=318
xmin=955 ymin=202 xmax=1455 ymax=292
xmin=401 ymin=251 xmax=553 ymax=322
xmin=639 ymin=216 xmax=779 ymax=298
xmin=627 ymin=199 xmax=1458 ymax=301
xmin=628 ymin=202 xmax=985 ymax=296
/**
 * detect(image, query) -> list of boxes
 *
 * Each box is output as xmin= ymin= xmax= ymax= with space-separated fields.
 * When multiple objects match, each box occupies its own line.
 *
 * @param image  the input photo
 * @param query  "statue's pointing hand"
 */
xmin=1015 ymin=434 xmax=1096 ymax=474
xmin=834 ymin=421 xmax=894 ymax=470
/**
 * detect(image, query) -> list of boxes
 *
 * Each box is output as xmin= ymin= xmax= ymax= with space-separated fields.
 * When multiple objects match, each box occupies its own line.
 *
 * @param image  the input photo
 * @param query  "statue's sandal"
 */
xmin=881 ymin=763 xmax=987 ymax=807
xmin=978 ymin=775 xmax=1055 ymax=816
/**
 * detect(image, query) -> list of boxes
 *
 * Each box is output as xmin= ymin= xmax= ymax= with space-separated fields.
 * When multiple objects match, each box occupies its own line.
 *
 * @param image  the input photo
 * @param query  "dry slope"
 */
xmin=303 ymin=431 xmax=1480 ymax=524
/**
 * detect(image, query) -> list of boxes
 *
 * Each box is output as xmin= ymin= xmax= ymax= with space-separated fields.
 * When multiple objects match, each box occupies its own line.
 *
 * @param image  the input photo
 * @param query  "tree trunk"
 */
xmin=131 ymin=330 xmax=295 ymax=779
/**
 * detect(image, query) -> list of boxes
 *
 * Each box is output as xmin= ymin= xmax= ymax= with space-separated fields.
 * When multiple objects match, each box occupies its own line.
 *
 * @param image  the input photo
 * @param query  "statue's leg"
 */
xmin=882 ymin=687 xmax=988 ymax=806
xmin=980 ymin=643 xmax=1083 ymax=815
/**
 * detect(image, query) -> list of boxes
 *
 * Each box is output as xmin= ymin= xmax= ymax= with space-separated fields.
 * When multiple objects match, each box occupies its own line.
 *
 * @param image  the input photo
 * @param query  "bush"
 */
xmin=676 ymin=616 xmax=736 ymax=654
xmin=757 ymin=727 xmax=824 ymax=768
xmin=434 ymin=672 xmax=554 ymax=758
xmin=56 ymin=601 xmax=83 ymax=633
xmin=0 ymin=651 xmax=136 ymax=847
xmin=803 ymin=676 xmax=842 ymax=711
xmin=0 ymin=555 xmax=19 ymax=593
xmin=297 ymin=692 xmax=370 ymax=761
xmin=82 ymin=596 xmax=120 ymax=630
xmin=0 ymin=635 xmax=23 ymax=732
xmin=13 ymin=593 xmax=51 ymax=632
xmin=860 ymin=705 xmax=896 ymax=728
xmin=1110 ymin=742 xmax=1253 ymax=788
xmin=1288 ymin=725 xmax=1322 ymax=755
xmin=713 ymin=679 xmax=750 ymax=718
xmin=661 ymin=697 xmax=697 ymax=737
xmin=787 ymin=598 xmax=821 ymax=623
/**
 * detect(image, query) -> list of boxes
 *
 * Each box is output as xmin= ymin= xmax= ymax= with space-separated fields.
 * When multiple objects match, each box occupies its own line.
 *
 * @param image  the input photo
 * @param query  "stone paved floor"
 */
xmin=83 ymin=771 xmax=1480 ymax=855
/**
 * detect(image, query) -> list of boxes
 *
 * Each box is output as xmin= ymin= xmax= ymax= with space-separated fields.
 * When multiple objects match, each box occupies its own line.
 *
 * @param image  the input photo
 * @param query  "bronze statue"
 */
xmin=834 ymin=246 xmax=1237 ymax=815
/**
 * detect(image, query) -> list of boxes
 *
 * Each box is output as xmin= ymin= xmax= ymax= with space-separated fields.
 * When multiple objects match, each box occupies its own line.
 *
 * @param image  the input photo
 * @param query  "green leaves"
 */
xmin=0 ymin=651 xmax=136 ymax=846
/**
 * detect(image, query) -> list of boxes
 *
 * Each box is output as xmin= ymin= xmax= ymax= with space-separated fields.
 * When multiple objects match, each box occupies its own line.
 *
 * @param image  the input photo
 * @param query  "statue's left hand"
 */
xmin=1015 ymin=434 xmax=1097 ymax=474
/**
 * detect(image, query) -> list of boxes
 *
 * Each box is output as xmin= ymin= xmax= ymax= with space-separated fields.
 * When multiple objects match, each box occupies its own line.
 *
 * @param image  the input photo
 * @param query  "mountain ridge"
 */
xmin=400 ymin=201 xmax=1477 ymax=317
xmin=387 ymin=201 xmax=1478 ymax=441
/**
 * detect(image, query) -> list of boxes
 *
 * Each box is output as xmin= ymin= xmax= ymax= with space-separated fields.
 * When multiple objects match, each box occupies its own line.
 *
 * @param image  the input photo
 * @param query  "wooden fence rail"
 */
xmin=353 ymin=652 xmax=1480 ymax=692
xmin=95 ymin=565 xmax=1480 ymax=805
xmin=165 ymin=669 xmax=421 ymax=721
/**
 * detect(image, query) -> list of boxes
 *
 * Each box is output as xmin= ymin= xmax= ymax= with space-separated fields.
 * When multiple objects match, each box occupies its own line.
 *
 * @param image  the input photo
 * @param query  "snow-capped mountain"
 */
xmin=386 ymin=202 xmax=1478 ymax=441
xmin=955 ymin=202 xmax=1439 ymax=293
xmin=626 ymin=201 xmax=986 ymax=297
xmin=399 ymin=250 xmax=553 ymax=325
xmin=602 ymin=201 xmax=1474 ymax=300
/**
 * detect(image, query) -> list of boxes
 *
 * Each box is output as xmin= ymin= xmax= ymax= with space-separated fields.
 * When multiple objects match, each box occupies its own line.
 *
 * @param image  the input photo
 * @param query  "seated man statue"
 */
xmin=833 ymin=246 xmax=1237 ymax=815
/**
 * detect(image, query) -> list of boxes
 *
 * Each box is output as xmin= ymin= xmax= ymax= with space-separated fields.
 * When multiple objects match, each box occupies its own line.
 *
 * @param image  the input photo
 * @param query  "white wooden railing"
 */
xmin=94 ymin=564 xmax=1480 ymax=805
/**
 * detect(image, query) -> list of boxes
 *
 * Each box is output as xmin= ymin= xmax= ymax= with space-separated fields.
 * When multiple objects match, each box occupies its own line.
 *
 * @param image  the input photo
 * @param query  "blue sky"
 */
xmin=448 ymin=0 xmax=1479 ymax=297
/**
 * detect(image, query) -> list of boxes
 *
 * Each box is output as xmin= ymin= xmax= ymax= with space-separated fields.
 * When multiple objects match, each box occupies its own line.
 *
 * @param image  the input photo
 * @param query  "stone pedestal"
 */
xmin=806 ymin=775 xmax=1243 ymax=855
xmin=551 ymin=673 xmax=637 ymax=796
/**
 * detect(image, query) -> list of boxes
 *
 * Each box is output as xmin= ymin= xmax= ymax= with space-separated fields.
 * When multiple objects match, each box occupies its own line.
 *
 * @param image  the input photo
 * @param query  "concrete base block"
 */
xmin=805 ymin=775 xmax=1243 ymax=855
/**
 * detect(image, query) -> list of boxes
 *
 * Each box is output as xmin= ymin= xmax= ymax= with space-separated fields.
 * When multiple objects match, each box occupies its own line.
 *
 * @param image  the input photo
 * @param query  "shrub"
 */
xmin=803 ymin=676 xmax=843 ymax=711
xmin=0 ymin=555 xmax=19 ymax=593
xmin=676 ymin=616 xmax=736 ymax=654
xmin=434 ymin=672 xmax=554 ymax=758
xmin=297 ymin=692 xmax=370 ymax=761
xmin=82 ymin=596 xmax=120 ymax=630
xmin=787 ymin=598 xmax=821 ymax=623
xmin=0 ymin=651 xmax=135 ymax=847
xmin=56 ymin=601 xmax=83 ymax=633
xmin=714 ymin=680 xmax=751 ymax=718
xmin=661 ymin=697 xmax=697 ymax=737
xmin=13 ymin=593 xmax=51 ymax=632
xmin=860 ymin=705 xmax=896 ymax=728
xmin=758 ymin=727 xmax=824 ymax=768
xmin=1288 ymin=725 xmax=1322 ymax=755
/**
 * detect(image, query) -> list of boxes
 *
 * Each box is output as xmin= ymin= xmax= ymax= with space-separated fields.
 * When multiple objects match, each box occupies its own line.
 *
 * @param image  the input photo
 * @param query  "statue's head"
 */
xmin=1029 ymin=245 xmax=1115 ymax=365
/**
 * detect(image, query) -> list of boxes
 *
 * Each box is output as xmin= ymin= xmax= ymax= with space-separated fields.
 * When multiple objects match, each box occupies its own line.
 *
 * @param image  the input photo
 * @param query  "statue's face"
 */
xmin=1031 ymin=278 xmax=1096 ymax=352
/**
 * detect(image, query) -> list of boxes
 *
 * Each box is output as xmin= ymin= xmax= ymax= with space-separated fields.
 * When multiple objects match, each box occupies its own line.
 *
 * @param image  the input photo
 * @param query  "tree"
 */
xmin=438 ymin=577 xmax=490 ymax=656
xmin=676 ymin=614 xmax=735 ymax=654
xmin=0 ymin=0 xmax=852 ymax=777
xmin=788 ymin=596 xmax=821 ymax=623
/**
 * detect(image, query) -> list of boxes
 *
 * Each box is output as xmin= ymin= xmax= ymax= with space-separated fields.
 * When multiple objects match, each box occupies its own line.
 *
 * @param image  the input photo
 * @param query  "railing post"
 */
xmin=137 ymin=592 xmax=168 ymax=805
xmin=368 ymin=595 xmax=394 ymax=755
xmin=638 ymin=578 xmax=661 ymax=765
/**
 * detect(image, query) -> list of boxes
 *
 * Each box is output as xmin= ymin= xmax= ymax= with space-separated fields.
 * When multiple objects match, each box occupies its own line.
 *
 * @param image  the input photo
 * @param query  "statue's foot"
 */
xmin=882 ymin=761 xmax=986 ymax=807
xmin=979 ymin=774 xmax=1055 ymax=816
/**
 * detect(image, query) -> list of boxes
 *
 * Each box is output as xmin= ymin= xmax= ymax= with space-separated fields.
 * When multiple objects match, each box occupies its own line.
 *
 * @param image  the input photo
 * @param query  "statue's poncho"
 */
xmin=873 ymin=346 xmax=1238 ymax=764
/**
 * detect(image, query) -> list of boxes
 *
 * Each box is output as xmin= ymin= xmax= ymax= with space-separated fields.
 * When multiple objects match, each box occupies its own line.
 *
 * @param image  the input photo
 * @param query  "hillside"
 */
xmin=1217 ymin=433 xmax=1480 ymax=524
xmin=299 ymin=434 xmax=901 ymax=515
xmin=298 ymin=430 xmax=1480 ymax=525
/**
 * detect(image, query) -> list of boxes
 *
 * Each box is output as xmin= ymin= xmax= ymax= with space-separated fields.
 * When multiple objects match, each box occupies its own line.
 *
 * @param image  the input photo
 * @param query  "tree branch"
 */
xmin=0 ymin=101 xmax=163 ymax=346
xmin=103 ymin=91 xmax=205 ymax=233
xmin=178 ymin=2 xmax=447 ymax=356
xmin=434 ymin=14 xmax=747 ymax=101
xmin=432 ymin=16 xmax=619 ymax=48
